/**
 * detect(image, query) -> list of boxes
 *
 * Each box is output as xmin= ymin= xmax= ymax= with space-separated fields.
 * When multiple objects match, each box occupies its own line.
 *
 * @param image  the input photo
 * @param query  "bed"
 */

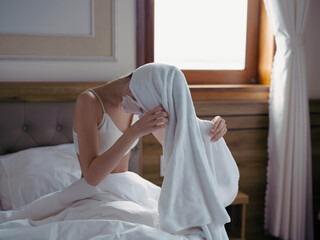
xmin=0 ymin=101 xmax=200 ymax=240
xmin=0 ymin=70 xmax=241 ymax=239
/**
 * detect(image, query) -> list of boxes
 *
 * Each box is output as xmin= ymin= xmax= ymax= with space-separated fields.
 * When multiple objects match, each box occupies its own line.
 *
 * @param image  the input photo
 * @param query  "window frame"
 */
xmin=136 ymin=0 xmax=262 ymax=84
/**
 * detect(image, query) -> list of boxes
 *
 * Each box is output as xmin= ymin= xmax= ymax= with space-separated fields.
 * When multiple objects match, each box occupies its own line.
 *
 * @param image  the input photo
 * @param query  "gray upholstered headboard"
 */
xmin=0 ymin=101 xmax=139 ymax=173
xmin=0 ymin=102 xmax=75 ymax=155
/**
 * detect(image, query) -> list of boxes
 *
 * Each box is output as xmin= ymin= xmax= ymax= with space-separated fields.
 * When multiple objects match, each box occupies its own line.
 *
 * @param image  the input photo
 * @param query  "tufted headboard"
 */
xmin=0 ymin=101 xmax=140 ymax=173
xmin=0 ymin=102 xmax=74 ymax=155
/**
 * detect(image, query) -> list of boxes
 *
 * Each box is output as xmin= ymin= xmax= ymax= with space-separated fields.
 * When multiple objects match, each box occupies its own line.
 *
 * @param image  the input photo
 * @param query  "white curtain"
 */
xmin=263 ymin=0 xmax=313 ymax=239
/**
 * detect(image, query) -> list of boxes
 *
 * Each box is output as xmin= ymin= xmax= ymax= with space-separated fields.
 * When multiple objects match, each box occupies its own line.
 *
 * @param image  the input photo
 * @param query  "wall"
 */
xmin=305 ymin=0 xmax=320 ymax=99
xmin=0 ymin=0 xmax=136 ymax=82
xmin=0 ymin=0 xmax=318 ymax=98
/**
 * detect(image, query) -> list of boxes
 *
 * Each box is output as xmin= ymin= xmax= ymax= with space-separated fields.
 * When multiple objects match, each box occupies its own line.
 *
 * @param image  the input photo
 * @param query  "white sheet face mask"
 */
xmin=122 ymin=95 xmax=145 ymax=116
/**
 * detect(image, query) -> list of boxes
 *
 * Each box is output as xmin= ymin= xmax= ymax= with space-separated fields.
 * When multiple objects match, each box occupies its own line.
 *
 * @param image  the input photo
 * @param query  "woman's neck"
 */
xmin=103 ymin=76 xmax=130 ymax=107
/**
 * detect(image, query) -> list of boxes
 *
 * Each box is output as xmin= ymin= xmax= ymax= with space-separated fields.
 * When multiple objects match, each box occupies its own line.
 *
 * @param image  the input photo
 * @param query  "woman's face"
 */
xmin=128 ymin=89 xmax=137 ymax=101
xmin=123 ymin=79 xmax=137 ymax=101
xmin=122 ymin=84 xmax=145 ymax=115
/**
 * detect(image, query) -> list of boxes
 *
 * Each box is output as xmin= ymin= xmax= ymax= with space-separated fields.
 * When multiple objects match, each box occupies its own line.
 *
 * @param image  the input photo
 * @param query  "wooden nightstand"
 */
xmin=229 ymin=191 xmax=249 ymax=240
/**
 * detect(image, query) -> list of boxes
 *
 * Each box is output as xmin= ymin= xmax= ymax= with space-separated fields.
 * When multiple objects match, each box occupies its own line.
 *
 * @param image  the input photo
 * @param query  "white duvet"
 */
xmin=0 ymin=171 xmax=203 ymax=240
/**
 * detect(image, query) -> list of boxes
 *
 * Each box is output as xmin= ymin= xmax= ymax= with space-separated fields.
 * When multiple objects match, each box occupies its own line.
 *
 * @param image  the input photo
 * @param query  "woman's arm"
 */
xmin=152 ymin=128 xmax=165 ymax=145
xmin=73 ymin=93 xmax=167 ymax=186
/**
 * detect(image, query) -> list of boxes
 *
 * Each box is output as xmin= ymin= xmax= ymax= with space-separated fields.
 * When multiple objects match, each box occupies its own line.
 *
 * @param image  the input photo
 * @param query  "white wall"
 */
xmin=305 ymin=0 xmax=320 ymax=99
xmin=0 ymin=0 xmax=319 ymax=99
xmin=0 ymin=0 xmax=136 ymax=82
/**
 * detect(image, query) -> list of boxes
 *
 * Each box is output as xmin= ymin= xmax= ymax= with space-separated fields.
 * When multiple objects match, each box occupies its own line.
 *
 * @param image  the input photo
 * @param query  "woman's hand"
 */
xmin=129 ymin=106 xmax=168 ymax=138
xmin=210 ymin=116 xmax=227 ymax=142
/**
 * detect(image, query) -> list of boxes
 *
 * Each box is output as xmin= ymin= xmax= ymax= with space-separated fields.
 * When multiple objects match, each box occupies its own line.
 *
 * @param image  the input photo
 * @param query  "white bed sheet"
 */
xmin=0 ymin=171 xmax=203 ymax=240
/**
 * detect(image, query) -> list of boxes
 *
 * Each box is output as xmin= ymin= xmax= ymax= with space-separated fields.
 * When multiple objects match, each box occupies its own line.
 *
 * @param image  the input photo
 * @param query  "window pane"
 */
xmin=154 ymin=0 xmax=248 ymax=70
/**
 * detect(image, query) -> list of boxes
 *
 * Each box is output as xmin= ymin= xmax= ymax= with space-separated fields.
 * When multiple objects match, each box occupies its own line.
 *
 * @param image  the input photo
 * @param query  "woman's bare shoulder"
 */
xmin=73 ymin=90 xmax=100 ymax=129
xmin=76 ymin=90 xmax=97 ymax=107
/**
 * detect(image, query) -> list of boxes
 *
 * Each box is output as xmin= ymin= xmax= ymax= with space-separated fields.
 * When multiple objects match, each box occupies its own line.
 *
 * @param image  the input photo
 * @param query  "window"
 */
xmin=136 ymin=0 xmax=266 ymax=84
xmin=154 ymin=0 xmax=248 ymax=71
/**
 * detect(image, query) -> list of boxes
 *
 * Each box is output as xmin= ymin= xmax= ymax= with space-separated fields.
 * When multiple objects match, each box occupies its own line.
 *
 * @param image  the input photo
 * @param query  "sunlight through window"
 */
xmin=154 ymin=0 xmax=248 ymax=70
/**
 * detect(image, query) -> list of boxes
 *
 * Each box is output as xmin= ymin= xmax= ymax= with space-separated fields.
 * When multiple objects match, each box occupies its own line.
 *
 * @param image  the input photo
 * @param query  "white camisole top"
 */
xmin=73 ymin=89 xmax=139 ymax=156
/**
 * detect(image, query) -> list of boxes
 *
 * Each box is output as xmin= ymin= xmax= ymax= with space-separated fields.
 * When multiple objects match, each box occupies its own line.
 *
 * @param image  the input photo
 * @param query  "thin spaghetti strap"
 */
xmin=89 ymin=89 xmax=106 ymax=113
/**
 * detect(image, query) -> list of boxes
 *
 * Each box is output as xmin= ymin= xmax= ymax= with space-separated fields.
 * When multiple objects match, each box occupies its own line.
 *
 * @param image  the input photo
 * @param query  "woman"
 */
xmin=73 ymin=69 xmax=227 ymax=186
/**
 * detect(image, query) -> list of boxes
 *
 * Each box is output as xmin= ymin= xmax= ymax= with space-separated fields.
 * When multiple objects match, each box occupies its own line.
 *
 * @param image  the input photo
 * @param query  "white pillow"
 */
xmin=0 ymin=144 xmax=81 ymax=210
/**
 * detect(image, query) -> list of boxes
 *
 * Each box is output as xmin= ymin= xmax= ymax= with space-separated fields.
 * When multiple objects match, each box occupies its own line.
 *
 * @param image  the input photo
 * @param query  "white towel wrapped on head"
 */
xmin=130 ymin=63 xmax=240 ymax=240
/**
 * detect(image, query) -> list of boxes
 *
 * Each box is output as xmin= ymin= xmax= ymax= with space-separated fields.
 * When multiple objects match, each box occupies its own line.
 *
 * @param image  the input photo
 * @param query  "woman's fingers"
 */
xmin=132 ymin=105 xmax=168 ymax=137
xmin=152 ymin=115 xmax=168 ymax=126
xmin=147 ymin=106 xmax=165 ymax=115
xmin=150 ymin=121 xmax=166 ymax=131
xmin=154 ymin=109 xmax=168 ymax=120
xmin=211 ymin=116 xmax=223 ymax=131
xmin=144 ymin=106 xmax=168 ymax=121
xmin=210 ymin=116 xmax=227 ymax=142
xmin=211 ymin=127 xmax=227 ymax=142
